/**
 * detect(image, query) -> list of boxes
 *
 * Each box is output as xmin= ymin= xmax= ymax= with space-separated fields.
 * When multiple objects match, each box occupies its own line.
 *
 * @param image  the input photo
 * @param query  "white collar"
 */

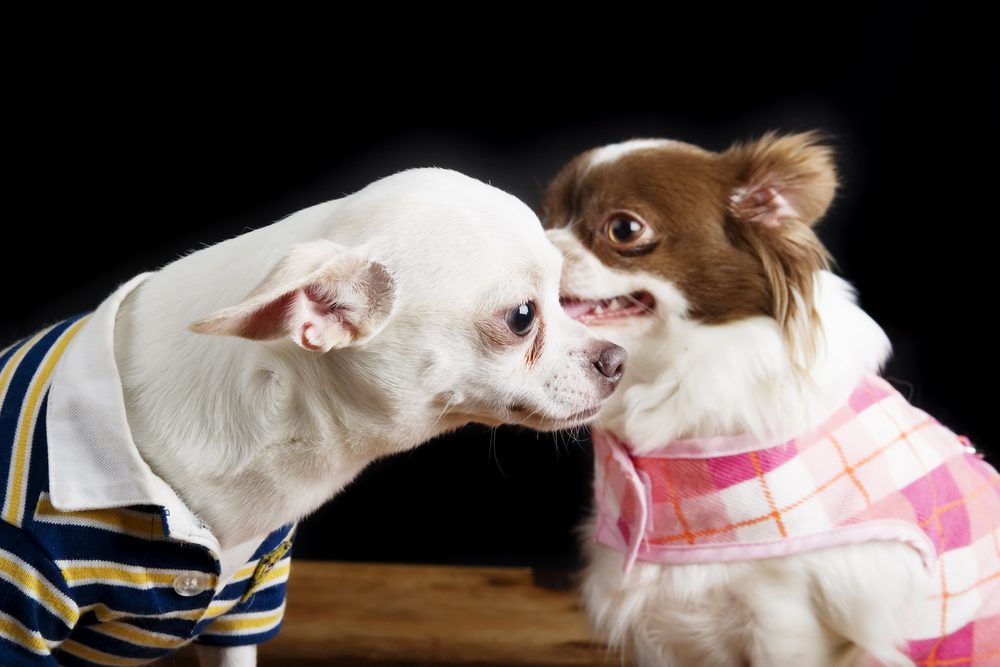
xmin=46 ymin=274 xmax=220 ymax=553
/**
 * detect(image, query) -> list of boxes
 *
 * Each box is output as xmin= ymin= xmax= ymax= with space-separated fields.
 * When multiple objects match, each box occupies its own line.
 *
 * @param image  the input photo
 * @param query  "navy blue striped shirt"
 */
xmin=1 ymin=278 xmax=293 ymax=666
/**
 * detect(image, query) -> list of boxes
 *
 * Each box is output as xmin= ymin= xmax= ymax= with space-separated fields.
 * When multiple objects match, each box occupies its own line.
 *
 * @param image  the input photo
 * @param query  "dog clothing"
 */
xmin=594 ymin=374 xmax=1000 ymax=664
xmin=0 ymin=276 xmax=293 ymax=667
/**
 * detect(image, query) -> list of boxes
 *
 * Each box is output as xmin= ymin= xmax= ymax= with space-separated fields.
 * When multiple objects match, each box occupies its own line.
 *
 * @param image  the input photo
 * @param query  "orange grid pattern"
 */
xmin=594 ymin=374 xmax=1000 ymax=663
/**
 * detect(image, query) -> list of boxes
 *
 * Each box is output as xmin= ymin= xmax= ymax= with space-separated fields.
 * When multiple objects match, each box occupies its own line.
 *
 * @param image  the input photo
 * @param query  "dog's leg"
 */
xmin=583 ymin=543 xmax=923 ymax=667
xmin=195 ymin=644 xmax=257 ymax=667
xmin=734 ymin=542 xmax=923 ymax=667
xmin=737 ymin=569 xmax=852 ymax=667
xmin=653 ymin=575 xmax=842 ymax=667
xmin=805 ymin=542 xmax=922 ymax=667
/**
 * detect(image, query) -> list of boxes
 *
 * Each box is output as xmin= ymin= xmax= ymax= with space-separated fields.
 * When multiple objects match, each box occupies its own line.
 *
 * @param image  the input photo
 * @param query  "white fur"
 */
xmin=548 ymin=228 xmax=891 ymax=449
xmin=110 ymin=169 xmax=621 ymax=667
xmin=548 ymin=226 xmax=927 ymax=666
xmin=583 ymin=527 xmax=923 ymax=666
xmin=588 ymin=140 xmax=683 ymax=169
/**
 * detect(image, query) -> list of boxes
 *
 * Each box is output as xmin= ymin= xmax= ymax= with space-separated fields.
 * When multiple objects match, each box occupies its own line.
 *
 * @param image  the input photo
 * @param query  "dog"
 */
xmin=542 ymin=135 xmax=1000 ymax=666
xmin=0 ymin=167 xmax=626 ymax=667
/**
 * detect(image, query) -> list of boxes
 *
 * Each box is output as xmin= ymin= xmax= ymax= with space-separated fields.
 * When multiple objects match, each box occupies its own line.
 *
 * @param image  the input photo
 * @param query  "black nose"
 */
xmin=593 ymin=343 xmax=627 ymax=382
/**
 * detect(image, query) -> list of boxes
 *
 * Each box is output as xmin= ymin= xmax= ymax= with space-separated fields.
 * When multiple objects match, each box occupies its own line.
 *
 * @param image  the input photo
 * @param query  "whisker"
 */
xmin=564 ymin=216 xmax=586 ymax=233
xmin=489 ymin=426 xmax=507 ymax=477
xmin=428 ymin=396 xmax=454 ymax=431
xmin=622 ymin=292 xmax=659 ymax=317
xmin=524 ymin=404 xmax=546 ymax=421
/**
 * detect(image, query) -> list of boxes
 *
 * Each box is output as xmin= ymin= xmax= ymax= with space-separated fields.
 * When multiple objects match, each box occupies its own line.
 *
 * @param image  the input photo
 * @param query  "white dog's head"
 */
xmin=191 ymin=168 xmax=625 ymax=440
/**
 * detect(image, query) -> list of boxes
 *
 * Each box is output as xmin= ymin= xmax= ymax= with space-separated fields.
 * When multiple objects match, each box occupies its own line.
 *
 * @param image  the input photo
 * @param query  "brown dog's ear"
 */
xmin=190 ymin=239 xmax=396 ymax=352
xmin=726 ymin=131 xmax=837 ymax=229
xmin=723 ymin=132 xmax=837 ymax=364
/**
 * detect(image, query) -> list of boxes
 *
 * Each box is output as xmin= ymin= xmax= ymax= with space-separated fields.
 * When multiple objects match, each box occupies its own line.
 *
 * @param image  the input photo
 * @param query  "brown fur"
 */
xmin=474 ymin=317 xmax=518 ymax=349
xmin=541 ymin=133 xmax=836 ymax=358
xmin=475 ymin=311 xmax=546 ymax=366
xmin=526 ymin=318 xmax=545 ymax=366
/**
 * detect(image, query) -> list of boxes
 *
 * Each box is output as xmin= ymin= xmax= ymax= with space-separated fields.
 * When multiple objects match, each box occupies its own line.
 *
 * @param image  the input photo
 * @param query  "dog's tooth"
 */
xmin=593 ymin=304 xmax=605 ymax=315
xmin=608 ymin=297 xmax=622 ymax=311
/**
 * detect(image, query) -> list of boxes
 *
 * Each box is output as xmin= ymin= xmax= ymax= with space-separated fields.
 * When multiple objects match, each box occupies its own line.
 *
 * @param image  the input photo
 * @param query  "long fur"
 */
xmin=543 ymin=133 xmax=931 ymax=666
xmin=578 ymin=270 xmax=922 ymax=666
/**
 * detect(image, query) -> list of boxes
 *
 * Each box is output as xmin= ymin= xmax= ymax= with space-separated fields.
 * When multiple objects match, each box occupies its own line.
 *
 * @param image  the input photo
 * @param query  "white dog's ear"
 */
xmin=190 ymin=240 xmax=396 ymax=352
xmin=725 ymin=132 xmax=838 ymax=229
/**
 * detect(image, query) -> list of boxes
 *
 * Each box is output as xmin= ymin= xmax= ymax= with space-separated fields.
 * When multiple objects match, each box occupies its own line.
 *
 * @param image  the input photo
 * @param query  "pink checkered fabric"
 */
xmin=594 ymin=374 xmax=1000 ymax=664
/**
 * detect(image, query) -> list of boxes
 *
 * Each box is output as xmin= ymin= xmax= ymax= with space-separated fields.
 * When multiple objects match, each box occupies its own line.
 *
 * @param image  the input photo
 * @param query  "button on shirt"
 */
xmin=0 ymin=276 xmax=294 ymax=666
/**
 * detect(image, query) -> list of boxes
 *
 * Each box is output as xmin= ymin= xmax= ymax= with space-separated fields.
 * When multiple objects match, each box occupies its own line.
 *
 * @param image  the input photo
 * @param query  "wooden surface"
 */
xmin=161 ymin=561 xmax=615 ymax=666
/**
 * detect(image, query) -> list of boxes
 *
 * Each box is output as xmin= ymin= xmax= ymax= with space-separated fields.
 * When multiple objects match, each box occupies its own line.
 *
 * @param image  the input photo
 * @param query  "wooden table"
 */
xmin=162 ymin=561 xmax=615 ymax=666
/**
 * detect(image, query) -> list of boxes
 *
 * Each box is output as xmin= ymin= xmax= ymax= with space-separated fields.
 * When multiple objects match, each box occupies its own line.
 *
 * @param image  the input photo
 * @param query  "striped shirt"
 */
xmin=1 ymin=277 xmax=293 ymax=666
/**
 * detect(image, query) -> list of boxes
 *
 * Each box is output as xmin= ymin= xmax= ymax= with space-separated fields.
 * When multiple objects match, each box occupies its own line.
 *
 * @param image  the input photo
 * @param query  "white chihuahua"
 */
xmin=0 ymin=168 xmax=625 ymax=667
xmin=543 ymin=135 xmax=999 ymax=666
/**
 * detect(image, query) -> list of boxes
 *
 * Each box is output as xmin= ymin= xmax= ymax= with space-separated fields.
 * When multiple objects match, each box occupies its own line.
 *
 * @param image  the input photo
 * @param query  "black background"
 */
xmin=4 ymin=11 xmax=994 ymax=568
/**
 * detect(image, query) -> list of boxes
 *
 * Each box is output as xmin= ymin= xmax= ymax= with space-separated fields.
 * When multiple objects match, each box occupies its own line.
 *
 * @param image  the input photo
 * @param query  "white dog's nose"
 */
xmin=592 ymin=343 xmax=627 ymax=387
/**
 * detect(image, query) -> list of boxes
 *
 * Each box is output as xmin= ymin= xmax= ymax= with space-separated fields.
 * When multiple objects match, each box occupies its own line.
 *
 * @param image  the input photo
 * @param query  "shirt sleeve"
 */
xmin=0 ymin=521 xmax=79 ymax=666
xmin=196 ymin=536 xmax=293 ymax=648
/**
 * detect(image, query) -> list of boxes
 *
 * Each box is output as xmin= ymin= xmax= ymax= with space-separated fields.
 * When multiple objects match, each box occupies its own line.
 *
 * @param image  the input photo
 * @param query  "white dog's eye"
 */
xmin=506 ymin=302 xmax=536 ymax=336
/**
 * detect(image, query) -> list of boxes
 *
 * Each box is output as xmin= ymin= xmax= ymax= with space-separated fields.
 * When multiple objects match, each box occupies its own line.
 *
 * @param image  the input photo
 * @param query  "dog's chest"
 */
xmin=591 ymin=374 xmax=1000 ymax=659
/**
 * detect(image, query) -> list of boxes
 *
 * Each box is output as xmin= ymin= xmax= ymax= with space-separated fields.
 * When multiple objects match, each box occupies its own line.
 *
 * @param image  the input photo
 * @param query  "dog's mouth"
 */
xmin=564 ymin=404 xmax=602 ymax=422
xmin=560 ymin=291 xmax=655 ymax=324
xmin=507 ymin=402 xmax=602 ymax=430
xmin=509 ymin=403 xmax=600 ymax=421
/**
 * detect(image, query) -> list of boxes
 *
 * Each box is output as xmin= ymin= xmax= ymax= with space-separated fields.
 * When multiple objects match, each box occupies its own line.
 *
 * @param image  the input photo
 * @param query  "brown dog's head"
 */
xmin=542 ymin=133 xmax=837 ymax=363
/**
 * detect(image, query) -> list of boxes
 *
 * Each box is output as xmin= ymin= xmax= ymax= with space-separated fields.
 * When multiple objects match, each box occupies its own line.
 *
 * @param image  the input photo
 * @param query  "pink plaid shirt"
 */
xmin=594 ymin=375 xmax=1000 ymax=665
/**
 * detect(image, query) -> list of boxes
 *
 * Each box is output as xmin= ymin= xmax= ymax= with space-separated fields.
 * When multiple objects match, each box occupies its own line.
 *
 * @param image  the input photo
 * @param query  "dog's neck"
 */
xmin=600 ymin=271 xmax=892 ymax=453
xmin=112 ymin=214 xmax=449 ymax=550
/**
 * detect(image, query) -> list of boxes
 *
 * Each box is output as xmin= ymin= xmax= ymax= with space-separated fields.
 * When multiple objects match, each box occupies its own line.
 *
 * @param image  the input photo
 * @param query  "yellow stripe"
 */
xmin=91 ymin=621 xmax=186 ymax=650
xmin=60 ymin=564 xmax=204 ymax=588
xmin=239 ymin=540 xmax=292 ymax=602
xmin=0 ymin=552 xmax=79 ymax=626
xmin=78 ymin=602 xmax=203 ymax=623
xmin=254 ymin=560 xmax=291 ymax=589
xmin=34 ymin=494 xmax=167 ymax=541
xmin=205 ymin=606 xmax=284 ymax=634
xmin=0 ymin=610 xmax=52 ymax=654
xmin=205 ymin=597 xmax=242 ymax=620
xmin=58 ymin=638 xmax=156 ymax=666
xmin=203 ymin=560 xmax=291 ymax=620
xmin=225 ymin=549 xmax=289 ymax=588
xmin=232 ymin=561 xmax=258 ymax=581
xmin=0 ymin=327 xmax=52 ymax=416
xmin=3 ymin=317 xmax=90 ymax=526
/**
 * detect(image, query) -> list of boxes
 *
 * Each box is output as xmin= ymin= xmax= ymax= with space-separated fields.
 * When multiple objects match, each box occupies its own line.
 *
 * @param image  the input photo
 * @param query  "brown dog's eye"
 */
xmin=602 ymin=211 xmax=658 ymax=255
xmin=505 ymin=302 xmax=536 ymax=336
xmin=608 ymin=216 xmax=644 ymax=243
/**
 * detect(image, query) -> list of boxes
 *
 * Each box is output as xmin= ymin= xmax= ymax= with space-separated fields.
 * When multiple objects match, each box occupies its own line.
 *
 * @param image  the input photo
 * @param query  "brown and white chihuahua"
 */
xmin=543 ymin=135 xmax=1000 ymax=666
